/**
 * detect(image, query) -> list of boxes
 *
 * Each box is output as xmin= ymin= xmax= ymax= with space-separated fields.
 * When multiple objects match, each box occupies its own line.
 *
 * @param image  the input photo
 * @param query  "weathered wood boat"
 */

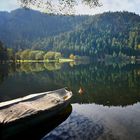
xmin=0 ymin=88 xmax=72 ymax=140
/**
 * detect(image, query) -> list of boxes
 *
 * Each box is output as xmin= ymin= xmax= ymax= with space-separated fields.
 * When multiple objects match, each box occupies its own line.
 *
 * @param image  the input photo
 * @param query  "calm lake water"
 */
xmin=0 ymin=61 xmax=140 ymax=140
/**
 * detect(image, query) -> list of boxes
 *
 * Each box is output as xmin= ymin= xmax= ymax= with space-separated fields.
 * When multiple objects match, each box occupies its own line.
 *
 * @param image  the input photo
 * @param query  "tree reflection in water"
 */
xmin=0 ymin=62 xmax=140 ymax=106
xmin=0 ymin=62 xmax=140 ymax=140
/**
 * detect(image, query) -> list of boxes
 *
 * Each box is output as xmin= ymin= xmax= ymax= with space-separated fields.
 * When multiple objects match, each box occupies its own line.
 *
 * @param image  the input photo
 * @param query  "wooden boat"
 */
xmin=0 ymin=88 xmax=72 ymax=124
xmin=0 ymin=88 xmax=72 ymax=140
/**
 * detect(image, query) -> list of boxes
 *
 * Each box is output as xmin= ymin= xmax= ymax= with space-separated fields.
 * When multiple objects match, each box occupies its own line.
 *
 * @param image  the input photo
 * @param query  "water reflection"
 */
xmin=17 ymin=63 xmax=63 ymax=73
xmin=0 ymin=62 xmax=140 ymax=140
xmin=0 ymin=63 xmax=140 ymax=106
xmin=0 ymin=65 xmax=9 ymax=84
xmin=43 ymin=103 xmax=140 ymax=140
xmin=0 ymin=62 xmax=140 ymax=106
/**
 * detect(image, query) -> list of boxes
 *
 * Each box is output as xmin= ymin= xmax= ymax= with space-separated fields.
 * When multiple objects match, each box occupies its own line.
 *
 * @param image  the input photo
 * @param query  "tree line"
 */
xmin=0 ymin=43 xmax=63 ymax=62
xmin=15 ymin=49 xmax=62 ymax=61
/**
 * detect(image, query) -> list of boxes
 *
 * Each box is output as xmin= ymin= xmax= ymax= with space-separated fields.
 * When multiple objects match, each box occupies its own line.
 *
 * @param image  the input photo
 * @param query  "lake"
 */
xmin=0 ymin=61 xmax=140 ymax=140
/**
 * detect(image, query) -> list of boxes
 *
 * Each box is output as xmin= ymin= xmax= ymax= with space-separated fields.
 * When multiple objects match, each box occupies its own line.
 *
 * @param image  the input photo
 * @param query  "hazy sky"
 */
xmin=0 ymin=0 xmax=140 ymax=15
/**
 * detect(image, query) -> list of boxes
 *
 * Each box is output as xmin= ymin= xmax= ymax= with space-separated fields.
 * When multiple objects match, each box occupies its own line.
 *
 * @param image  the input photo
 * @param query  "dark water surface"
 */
xmin=0 ymin=62 xmax=140 ymax=140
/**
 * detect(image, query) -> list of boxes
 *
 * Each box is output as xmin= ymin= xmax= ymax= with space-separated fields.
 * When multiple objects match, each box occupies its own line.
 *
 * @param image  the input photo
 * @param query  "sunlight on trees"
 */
xmin=35 ymin=51 xmax=45 ymax=60
xmin=69 ymin=54 xmax=75 ymax=59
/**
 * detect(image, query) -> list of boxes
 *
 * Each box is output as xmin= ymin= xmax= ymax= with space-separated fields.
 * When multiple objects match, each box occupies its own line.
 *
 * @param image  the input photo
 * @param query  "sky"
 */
xmin=0 ymin=0 xmax=140 ymax=15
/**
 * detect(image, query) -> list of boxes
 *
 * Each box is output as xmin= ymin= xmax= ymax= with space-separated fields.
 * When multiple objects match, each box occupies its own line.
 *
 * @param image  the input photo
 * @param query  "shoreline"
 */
xmin=16 ymin=58 xmax=74 ymax=63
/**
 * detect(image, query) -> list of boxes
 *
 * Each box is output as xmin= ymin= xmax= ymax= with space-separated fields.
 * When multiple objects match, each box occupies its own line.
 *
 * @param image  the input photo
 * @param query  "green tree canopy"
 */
xmin=20 ymin=49 xmax=31 ymax=60
xmin=44 ymin=51 xmax=55 ymax=60
xmin=44 ymin=51 xmax=62 ymax=60
xmin=35 ymin=51 xmax=45 ymax=60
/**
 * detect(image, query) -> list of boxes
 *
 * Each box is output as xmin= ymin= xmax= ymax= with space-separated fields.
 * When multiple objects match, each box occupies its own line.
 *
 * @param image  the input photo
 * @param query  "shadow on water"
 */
xmin=0 ymin=104 xmax=72 ymax=140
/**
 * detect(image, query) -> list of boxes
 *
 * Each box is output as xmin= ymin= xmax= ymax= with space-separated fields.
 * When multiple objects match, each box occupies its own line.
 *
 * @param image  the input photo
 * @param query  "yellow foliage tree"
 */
xmin=69 ymin=54 xmax=75 ymax=60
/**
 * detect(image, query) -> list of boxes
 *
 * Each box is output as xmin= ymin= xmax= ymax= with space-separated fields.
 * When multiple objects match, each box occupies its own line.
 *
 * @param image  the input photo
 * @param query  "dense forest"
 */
xmin=32 ymin=12 xmax=140 ymax=58
xmin=0 ymin=9 xmax=140 ymax=60
xmin=0 ymin=8 xmax=88 ymax=50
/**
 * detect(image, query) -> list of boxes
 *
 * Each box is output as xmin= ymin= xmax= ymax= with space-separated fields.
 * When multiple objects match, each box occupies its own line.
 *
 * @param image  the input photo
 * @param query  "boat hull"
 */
xmin=0 ymin=88 xmax=72 ymax=140
xmin=0 ymin=105 xmax=72 ymax=140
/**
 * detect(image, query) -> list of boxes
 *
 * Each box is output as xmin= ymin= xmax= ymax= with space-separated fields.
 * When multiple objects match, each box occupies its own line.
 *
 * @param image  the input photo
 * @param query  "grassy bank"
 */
xmin=16 ymin=58 xmax=74 ymax=63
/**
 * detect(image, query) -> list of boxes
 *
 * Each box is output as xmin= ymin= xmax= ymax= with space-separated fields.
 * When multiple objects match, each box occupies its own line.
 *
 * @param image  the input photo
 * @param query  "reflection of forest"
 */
xmin=0 ymin=64 xmax=15 ymax=84
xmin=52 ymin=63 xmax=140 ymax=106
xmin=0 ymin=63 xmax=140 ymax=106
xmin=0 ymin=65 xmax=7 ymax=84
xmin=16 ymin=63 xmax=62 ymax=73
xmin=15 ymin=61 xmax=91 ymax=73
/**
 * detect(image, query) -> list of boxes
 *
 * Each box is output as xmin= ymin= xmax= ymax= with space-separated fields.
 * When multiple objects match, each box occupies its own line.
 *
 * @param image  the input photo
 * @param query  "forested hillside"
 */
xmin=0 ymin=9 xmax=140 ymax=59
xmin=32 ymin=12 xmax=140 ymax=58
xmin=0 ymin=8 xmax=88 ymax=50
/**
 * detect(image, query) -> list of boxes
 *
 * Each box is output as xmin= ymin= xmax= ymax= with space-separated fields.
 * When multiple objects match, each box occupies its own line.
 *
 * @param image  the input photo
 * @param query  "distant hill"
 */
xmin=32 ymin=11 xmax=140 ymax=57
xmin=0 ymin=9 xmax=140 ymax=57
xmin=0 ymin=8 xmax=88 ymax=50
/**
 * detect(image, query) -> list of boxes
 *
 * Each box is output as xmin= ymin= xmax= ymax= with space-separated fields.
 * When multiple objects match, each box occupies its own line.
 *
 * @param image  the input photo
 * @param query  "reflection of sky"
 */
xmin=0 ymin=0 xmax=140 ymax=15
xmin=43 ymin=103 xmax=140 ymax=140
